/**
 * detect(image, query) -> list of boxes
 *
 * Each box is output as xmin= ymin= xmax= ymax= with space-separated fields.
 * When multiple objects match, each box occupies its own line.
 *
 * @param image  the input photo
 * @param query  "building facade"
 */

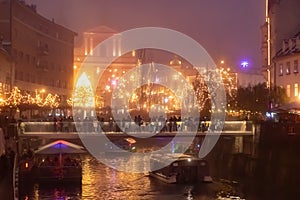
xmin=73 ymin=26 xmax=138 ymax=109
xmin=0 ymin=0 xmax=77 ymax=102
xmin=262 ymin=0 xmax=300 ymax=88
xmin=0 ymin=42 xmax=13 ymax=96
xmin=273 ymin=33 xmax=300 ymax=101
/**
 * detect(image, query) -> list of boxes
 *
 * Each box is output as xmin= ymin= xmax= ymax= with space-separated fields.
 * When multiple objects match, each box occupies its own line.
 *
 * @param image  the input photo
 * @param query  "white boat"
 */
xmin=149 ymin=154 xmax=212 ymax=184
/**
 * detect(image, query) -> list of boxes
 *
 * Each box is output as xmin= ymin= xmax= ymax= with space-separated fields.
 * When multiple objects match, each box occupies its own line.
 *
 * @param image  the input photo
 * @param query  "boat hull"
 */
xmin=37 ymin=166 xmax=82 ymax=182
xmin=149 ymin=154 xmax=212 ymax=184
xmin=149 ymin=172 xmax=177 ymax=183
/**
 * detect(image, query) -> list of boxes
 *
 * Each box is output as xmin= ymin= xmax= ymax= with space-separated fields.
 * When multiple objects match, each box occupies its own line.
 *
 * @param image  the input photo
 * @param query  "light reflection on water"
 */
xmin=18 ymin=124 xmax=300 ymax=199
xmin=81 ymin=156 xmax=150 ymax=200
xmin=20 ymin=155 xmax=243 ymax=200
xmin=19 ymin=136 xmax=255 ymax=200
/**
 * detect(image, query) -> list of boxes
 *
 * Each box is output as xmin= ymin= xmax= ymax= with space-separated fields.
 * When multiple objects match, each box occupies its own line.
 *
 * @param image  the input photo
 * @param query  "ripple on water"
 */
xmin=19 ymin=154 xmax=245 ymax=200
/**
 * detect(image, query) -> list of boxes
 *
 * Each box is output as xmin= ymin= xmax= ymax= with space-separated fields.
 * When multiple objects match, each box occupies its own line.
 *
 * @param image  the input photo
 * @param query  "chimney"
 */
xmin=30 ymin=4 xmax=37 ymax=12
xmin=288 ymin=38 xmax=295 ymax=51
xmin=282 ymin=40 xmax=288 ymax=52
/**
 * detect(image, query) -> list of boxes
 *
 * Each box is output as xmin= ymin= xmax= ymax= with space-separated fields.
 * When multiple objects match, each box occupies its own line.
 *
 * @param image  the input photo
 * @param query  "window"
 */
xmin=32 ymin=56 xmax=36 ymax=65
xmin=287 ymin=84 xmax=291 ymax=98
xmin=62 ymin=81 xmax=67 ymax=88
xmin=294 ymin=60 xmax=299 ymax=73
xmin=286 ymin=62 xmax=291 ymax=75
xmin=295 ymin=83 xmax=299 ymax=97
xmin=55 ymin=80 xmax=60 ymax=87
xmin=3 ymin=83 xmax=9 ymax=92
xmin=50 ymin=79 xmax=54 ymax=86
xmin=36 ymin=59 xmax=40 ymax=68
xmin=279 ymin=64 xmax=283 ymax=76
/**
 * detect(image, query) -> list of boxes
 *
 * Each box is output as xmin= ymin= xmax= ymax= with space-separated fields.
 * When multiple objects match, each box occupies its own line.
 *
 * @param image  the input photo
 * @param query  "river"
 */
xmin=19 ymin=124 xmax=300 ymax=199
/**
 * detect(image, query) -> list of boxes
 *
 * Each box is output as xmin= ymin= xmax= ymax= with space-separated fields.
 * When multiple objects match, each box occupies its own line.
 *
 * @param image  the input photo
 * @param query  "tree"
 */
xmin=193 ymin=69 xmax=237 ymax=117
xmin=236 ymin=83 xmax=288 ymax=114
xmin=193 ymin=72 xmax=210 ymax=111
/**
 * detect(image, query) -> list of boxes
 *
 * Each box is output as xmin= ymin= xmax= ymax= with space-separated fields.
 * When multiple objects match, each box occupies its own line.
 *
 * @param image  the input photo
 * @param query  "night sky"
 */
xmin=26 ymin=0 xmax=265 ymax=73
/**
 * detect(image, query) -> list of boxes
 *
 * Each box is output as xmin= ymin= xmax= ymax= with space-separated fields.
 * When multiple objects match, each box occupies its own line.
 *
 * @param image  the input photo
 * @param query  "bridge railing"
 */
xmin=19 ymin=120 xmax=254 ymax=134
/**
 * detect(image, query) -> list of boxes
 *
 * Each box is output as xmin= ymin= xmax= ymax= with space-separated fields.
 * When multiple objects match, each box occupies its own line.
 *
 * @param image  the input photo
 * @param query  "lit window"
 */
xmin=279 ymin=64 xmax=283 ymax=76
xmin=295 ymin=83 xmax=299 ymax=97
xmin=286 ymin=62 xmax=291 ymax=75
xmin=294 ymin=60 xmax=299 ymax=73
xmin=287 ymin=84 xmax=291 ymax=97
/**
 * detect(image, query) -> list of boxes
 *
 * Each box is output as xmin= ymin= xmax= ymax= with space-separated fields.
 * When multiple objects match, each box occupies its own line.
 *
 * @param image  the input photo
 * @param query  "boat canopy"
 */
xmin=34 ymin=140 xmax=86 ymax=155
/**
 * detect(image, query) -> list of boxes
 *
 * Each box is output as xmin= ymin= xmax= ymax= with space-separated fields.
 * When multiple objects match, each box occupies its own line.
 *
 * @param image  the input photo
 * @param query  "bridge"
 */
xmin=17 ymin=120 xmax=255 ymax=139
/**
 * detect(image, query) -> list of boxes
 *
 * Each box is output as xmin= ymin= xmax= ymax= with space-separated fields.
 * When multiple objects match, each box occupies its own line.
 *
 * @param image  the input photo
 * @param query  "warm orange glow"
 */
xmin=74 ymin=72 xmax=95 ymax=107
xmin=25 ymin=162 xmax=29 ymax=169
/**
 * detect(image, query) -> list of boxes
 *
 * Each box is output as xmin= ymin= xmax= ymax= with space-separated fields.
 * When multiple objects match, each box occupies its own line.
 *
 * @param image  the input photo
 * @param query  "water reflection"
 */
xmin=19 ymin=124 xmax=300 ymax=199
xmin=20 ymin=137 xmax=247 ymax=200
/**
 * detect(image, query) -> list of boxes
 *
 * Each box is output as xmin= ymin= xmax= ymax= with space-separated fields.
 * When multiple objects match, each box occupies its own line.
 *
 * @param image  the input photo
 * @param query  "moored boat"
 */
xmin=149 ymin=153 xmax=212 ymax=184
xmin=20 ymin=140 xmax=86 ymax=183
xmin=105 ymin=137 xmax=136 ymax=156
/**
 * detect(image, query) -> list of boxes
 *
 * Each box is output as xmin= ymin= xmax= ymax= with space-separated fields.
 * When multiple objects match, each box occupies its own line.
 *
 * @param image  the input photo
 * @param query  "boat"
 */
xmin=30 ymin=140 xmax=86 ymax=182
xmin=104 ymin=137 xmax=136 ymax=156
xmin=149 ymin=153 xmax=212 ymax=184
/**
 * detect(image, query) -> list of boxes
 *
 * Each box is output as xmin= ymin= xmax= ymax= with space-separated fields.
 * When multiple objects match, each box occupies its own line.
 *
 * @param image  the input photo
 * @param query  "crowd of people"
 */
xmin=1 ymin=113 xmax=212 ymax=134
xmin=39 ymin=156 xmax=80 ymax=167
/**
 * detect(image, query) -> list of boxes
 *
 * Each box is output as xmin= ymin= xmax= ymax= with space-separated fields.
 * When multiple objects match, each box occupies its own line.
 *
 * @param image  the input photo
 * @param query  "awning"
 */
xmin=35 ymin=140 xmax=86 ymax=155
xmin=272 ymin=102 xmax=300 ymax=113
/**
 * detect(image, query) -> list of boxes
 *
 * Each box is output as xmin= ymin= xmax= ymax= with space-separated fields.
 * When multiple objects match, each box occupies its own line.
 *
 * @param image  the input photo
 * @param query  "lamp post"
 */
xmin=264 ymin=0 xmax=271 ymax=89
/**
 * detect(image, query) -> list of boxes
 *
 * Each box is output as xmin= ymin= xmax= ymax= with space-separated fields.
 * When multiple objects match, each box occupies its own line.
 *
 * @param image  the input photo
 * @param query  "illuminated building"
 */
xmin=0 ymin=0 xmax=77 ymax=102
xmin=261 ymin=0 xmax=300 ymax=88
xmin=273 ymin=32 xmax=300 ymax=101
xmin=74 ymin=26 xmax=138 ymax=109
xmin=0 ymin=41 xmax=13 ymax=94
